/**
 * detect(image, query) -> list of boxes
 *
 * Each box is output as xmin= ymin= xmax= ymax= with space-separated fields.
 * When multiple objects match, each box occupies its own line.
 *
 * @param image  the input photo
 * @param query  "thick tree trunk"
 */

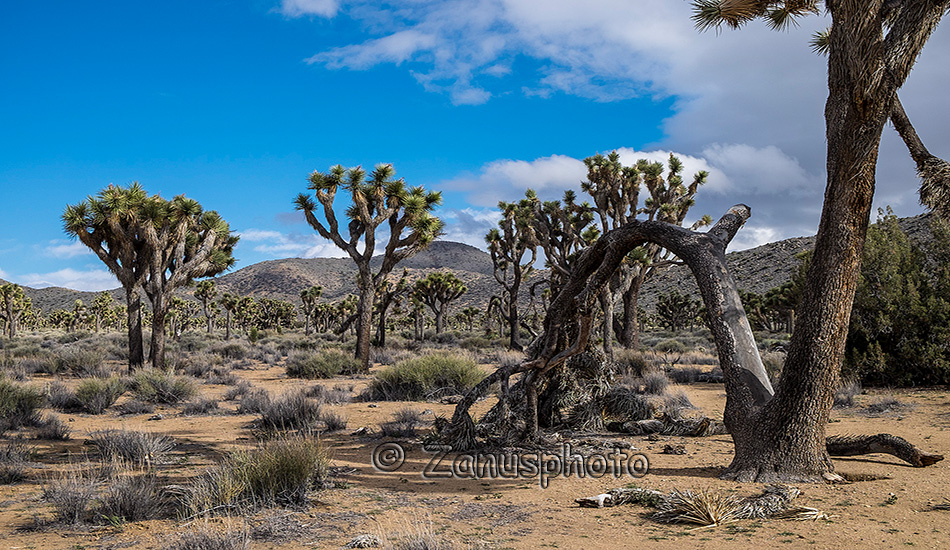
xmin=150 ymin=295 xmax=168 ymax=370
xmin=620 ymin=276 xmax=644 ymax=350
xmin=354 ymin=269 xmax=375 ymax=372
xmin=508 ymin=298 xmax=522 ymax=351
xmin=435 ymin=308 xmax=445 ymax=334
xmin=375 ymin=305 xmax=388 ymax=348
xmin=224 ymin=311 xmax=232 ymax=341
xmin=126 ymin=288 xmax=144 ymax=372
xmin=599 ymin=288 xmax=614 ymax=359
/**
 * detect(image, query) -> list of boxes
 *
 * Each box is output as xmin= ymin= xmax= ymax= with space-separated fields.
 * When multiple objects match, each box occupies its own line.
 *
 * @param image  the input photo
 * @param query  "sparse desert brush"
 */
xmin=54 ymin=347 xmax=107 ymax=377
xmin=257 ymin=390 xmax=322 ymax=434
xmin=380 ymin=407 xmax=423 ymax=438
xmin=182 ymin=398 xmax=221 ymax=416
xmin=98 ymin=470 xmax=167 ymax=522
xmin=89 ymin=429 xmax=175 ymax=467
xmin=285 ymin=349 xmax=363 ymax=379
xmin=130 ymin=369 xmax=198 ymax=404
xmin=42 ymin=466 xmax=98 ymax=524
xmin=168 ymin=522 xmax=251 ymax=550
xmin=460 ymin=336 xmax=493 ymax=351
xmin=320 ymin=409 xmax=347 ymax=432
xmin=48 ymin=381 xmax=82 ymax=412
xmin=834 ymin=380 xmax=862 ymax=409
xmin=115 ymin=399 xmax=155 ymax=416
xmin=75 ymin=376 xmax=126 ymax=414
xmin=237 ymin=387 xmax=271 ymax=413
xmin=178 ymin=352 xmax=225 ymax=378
xmin=760 ymin=350 xmax=785 ymax=384
xmin=0 ymin=440 xmax=31 ymax=484
xmin=305 ymin=384 xmax=352 ymax=405
xmin=612 ymin=349 xmax=652 ymax=377
xmin=367 ymin=353 xmax=485 ymax=401
xmin=34 ymin=413 xmax=71 ymax=440
xmin=211 ymin=341 xmax=249 ymax=360
xmin=0 ymin=377 xmax=44 ymax=434
xmin=183 ymin=436 xmax=329 ymax=516
xmin=640 ymin=371 xmax=671 ymax=395
xmin=654 ymin=338 xmax=688 ymax=354
xmin=602 ymin=385 xmax=654 ymax=422
xmin=223 ymin=380 xmax=253 ymax=401
xmin=669 ymin=366 xmax=704 ymax=384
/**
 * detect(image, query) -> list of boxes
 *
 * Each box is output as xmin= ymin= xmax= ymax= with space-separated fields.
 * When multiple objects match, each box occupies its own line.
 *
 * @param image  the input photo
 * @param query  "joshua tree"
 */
xmin=0 ymin=283 xmax=31 ymax=339
xmin=374 ymin=269 xmax=410 ymax=347
xmin=487 ymin=193 xmax=539 ymax=350
xmin=655 ymin=290 xmax=702 ymax=332
xmin=684 ymin=0 xmax=950 ymax=482
xmin=300 ymin=285 xmax=323 ymax=336
xmin=413 ymin=271 xmax=467 ymax=335
xmin=194 ymin=280 xmax=218 ymax=333
xmin=294 ymin=163 xmax=442 ymax=371
xmin=88 ymin=291 xmax=115 ymax=333
xmin=219 ymin=293 xmax=239 ymax=340
xmin=64 ymin=183 xmax=237 ymax=370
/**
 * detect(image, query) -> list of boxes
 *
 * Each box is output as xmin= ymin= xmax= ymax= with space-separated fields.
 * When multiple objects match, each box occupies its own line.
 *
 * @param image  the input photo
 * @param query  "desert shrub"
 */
xmin=115 ymin=399 xmax=155 ymax=415
xmin=183 ymin=436 xmax=329 ymax=516
xmin=833 ymin=380 xmax=862 ymax=409
xmin=211 ymin=342 xmax=249 ymax=360
xmin=602 ymin=386 xmax=654 ymax=421
xmin=178 ymin=353 xmax=224 ymax=378
xmin=237 ymin=388 xmax=271 ymax=414
xmin=98 ymin=471 xmax=166 ymax=522
xmin=169 ymin=523 xmax=251 ymax=550
xmin=0 ymin=441 xmax=31 ymax=484
xmin=223 ymin=381 xmax=253 ymax=401
xmin=55 ymin=347 xmax=107 ymax=377
xmin=654 ymin=338 xmax=688 ymax=354
xmin=460 ymin=336 xmax=493 ymax=351
xmin=258 ymin=390 xmax=322 ymax=434
xmin=34 ymin=413 xmax=71 ymax=440
xmin=367 ymin=354 xmax=485 ymax=401
xmin=15 ymin=354 xmax=58 ymax=375
xmin=640 ymin=371 xmax=671 ymax=395
xmin=75 ymin=377 xmax=126 ymax=414
xmin=320 ymin=410 xmax=347 ymax=432
xmin=183 ymin=398 xmax=221 ymax=416
xmin=89 ymin=429 xmax=175 ymax=467
xmin=42 ymin=467 xmax=98 ymax=524
xmin=206 ymin=370 xmax=241 ymax=386
xmin=380 ymin=408 xmax=423 ymax=438
xmin=131 ymin=370 xmax=198 ymax=404
xmin=863 ymin=396 xmax=909 ymax=415
xmin=659 ymin=390 xmax=695 ymax=418
xmin=285 ymin=350 xmax=363 ymax=379
xmin=48 ymin=381 xmax=82 ymax=412
xmin=305 ymin=384 xmax=352 ymax=405
xmin=0 ymin=378 xmax=44 ymax=434
xmin=700 ymin=367 xmax=724 ymax=383
xmin=612 ymin=349 xmax=652 ymax=377
xmin=669 ymin=367 xmax=704 ymax=384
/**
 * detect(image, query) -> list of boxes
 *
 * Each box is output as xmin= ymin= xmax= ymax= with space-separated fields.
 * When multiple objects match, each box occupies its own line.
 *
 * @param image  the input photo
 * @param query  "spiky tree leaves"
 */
xmin=64 ymin=183 xmax=237 ymax=370
xmin=487 ymin=195 xmax=539 ymax=350
xmin=295 ymin=163 xmax=442 ymax=369
xmin=413 ymin=271 xmax=467 ymax=335
xmin=685 ymin=0 xmax=950 ymax=481
xmin=0 ymin=284 xmax=31 ymax=339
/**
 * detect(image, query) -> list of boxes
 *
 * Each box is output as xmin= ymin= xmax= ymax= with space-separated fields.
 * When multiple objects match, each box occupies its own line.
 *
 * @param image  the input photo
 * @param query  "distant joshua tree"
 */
xmin=295 ymin=163 xmax=442 ymax=369
xmin=413 ymin=271 xmax=467 ymax=335
xmin=194 ymin=280 xmax=218 ymax=333
xmin=300 ymin=285 xmax=323 ymax=336
xmin=0 ymin=283 xmax=31 ymax=339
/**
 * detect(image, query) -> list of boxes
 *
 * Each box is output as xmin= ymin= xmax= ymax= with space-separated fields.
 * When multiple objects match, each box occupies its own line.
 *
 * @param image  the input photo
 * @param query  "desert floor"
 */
xmin=1 ymin=360 xmax=948 ymax=550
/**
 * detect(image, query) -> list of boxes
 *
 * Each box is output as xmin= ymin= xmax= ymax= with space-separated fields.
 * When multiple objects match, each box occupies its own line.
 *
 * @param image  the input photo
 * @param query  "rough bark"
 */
xmin=826 ymin=434 xmax=944 ymax=467
xmin=126 ymin=288 xmax=144 ymax=371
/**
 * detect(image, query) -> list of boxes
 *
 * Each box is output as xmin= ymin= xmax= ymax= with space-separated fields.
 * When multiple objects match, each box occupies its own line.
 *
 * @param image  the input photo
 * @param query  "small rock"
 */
xmin=367 ymin=403 xmax=379 ymax=408
xmin=662 ymin=444 xmax=687 ymax=455
xmin=345 ymin=534 xmax=382 ymax=548
xmin=148 ymin=414 xmax=164 ymax=421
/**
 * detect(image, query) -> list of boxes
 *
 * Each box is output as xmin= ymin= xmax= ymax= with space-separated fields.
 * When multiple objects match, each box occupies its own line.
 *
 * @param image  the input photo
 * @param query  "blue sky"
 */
xmin=2 ymin=1 xmax=948 ymax=292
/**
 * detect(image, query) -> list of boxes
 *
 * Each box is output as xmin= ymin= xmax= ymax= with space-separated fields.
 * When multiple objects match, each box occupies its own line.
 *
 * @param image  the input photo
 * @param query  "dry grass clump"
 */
xmin=602 ymin=386 xmax=654 ymax=421
xmin=42 ymin=467 xmax=99 ymax=524
xmin=0 ymin=441 xmax=31 ymax=484
xmin=182 ymin=436 xmax=329 ymax=517
xmin=285 ymin=349 xmax=365 ymax=379
xmin=833 ymin=380 xmax=862 ymax=409
xmin=257 ymin=390 xmax=322 ymax=434
xmin=169 ymin=522 xmax=251 ymax=550
xmin=75 ymin=376 xmax=126 ymax=414
xmin=0 ymin=377 xmax=44 ymax=434
xmin=182 ymin=398 xmax=221 ymax=416
xmin=305 ymin=383 xmax=352 ymax=405
xmin=655 ymin=488 xmax=743 ymax=528
xmin=54 ymin=347 xmax=108 ymax=377
xmin=863 ymin=396 xmax=911 ymax=415
xmin=367 ymin=354 xmax=485 ymax=401
xmin=34 ymin=413 xmax=71 ymax=440
xmin=89 ymin=429 xmax=175 ymax=467
xmin=130 ymin=369 xmax=198 ymax=404
xmin=380 ymin=408 xmax=424 ymax=438
xmin=320 ymin=410 xmax=348 ymax=432
xmin=98 ymin=470 xmax=167 ymax=522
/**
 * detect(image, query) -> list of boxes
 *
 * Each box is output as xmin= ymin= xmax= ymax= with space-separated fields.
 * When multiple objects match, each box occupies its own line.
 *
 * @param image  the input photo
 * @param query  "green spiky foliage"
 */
xmin=413 ymin=272 xmax=467 ymax=335
xmin=299 ymin=285 xmax=323 ymax=336
xmin=88 ymin=291 xmax=116 ymax=333
xmin=487 ymin=193 xmax=539 ymax=351
xmin=257 ymin=298 xmax=296 ymax=333
xmin=63 ymin=183 xmax=237 ymax=370
xmin=0 ymin=284 xmax=32 ymax=339
xmin=294 ymin=163 xmax=443 ymax=370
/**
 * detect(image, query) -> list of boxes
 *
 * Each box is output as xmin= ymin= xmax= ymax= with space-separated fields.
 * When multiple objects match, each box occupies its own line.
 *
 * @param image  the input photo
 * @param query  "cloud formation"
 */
xmin=19 ymin=268 xmax=118 ymax=292
xmin=42 ymin=240 xmax=92 ymax=259
xmin=280 ymin=0 xmax=340 ymax=18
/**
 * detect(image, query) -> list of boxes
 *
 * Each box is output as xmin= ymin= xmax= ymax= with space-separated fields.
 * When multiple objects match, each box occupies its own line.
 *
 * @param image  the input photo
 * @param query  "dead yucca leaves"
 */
xmin=934 ymin=499 xmax=950 ymax=511
xmin=656 ymin=488 xmax=743 ymax=529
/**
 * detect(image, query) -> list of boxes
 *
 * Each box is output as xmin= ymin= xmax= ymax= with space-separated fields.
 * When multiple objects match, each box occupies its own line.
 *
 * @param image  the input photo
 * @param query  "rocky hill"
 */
xmin=14 ymin=214 xmax=936 ymax=314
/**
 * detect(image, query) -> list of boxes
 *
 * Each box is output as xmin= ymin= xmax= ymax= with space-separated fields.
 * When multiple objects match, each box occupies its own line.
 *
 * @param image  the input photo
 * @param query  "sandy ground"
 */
xmin=1 ymin=361 xmax=948 ymax=550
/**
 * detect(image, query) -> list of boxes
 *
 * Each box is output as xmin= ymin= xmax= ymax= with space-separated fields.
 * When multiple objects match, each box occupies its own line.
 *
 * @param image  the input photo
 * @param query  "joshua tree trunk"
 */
xmin=354 ymin=269 xmax=375 ymax=371
xmin=126 ymin=288 xmax=144 ymax=372
xmin=620 ymin=275 xmax=644 ymax=349
xmin=149 ymin=294 xmax=168 ymax=370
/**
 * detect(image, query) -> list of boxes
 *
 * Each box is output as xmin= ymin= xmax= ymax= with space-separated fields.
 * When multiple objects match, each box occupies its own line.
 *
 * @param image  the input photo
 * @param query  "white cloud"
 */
xmin=19 ymin=268 xmax=118 ymax=292
xmin=280 ymin=0 xmax=340 ymax=18
xmin=236 ymin=228 xmax=351 ymax=258
xmin=442 ymin=154 xmax=586 ymax=206
xmin=0 ymin=267 xmax=9 ymax=280
xmin=43 ymin=240 xmax=93 ymax=259
xmin=440 ymin=207 xmax=498 ymax=249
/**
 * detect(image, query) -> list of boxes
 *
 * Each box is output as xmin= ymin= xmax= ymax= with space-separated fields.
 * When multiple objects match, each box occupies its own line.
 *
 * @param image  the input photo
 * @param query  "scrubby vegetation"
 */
xmin=367 ymin=353 xmax=485 ymax=401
